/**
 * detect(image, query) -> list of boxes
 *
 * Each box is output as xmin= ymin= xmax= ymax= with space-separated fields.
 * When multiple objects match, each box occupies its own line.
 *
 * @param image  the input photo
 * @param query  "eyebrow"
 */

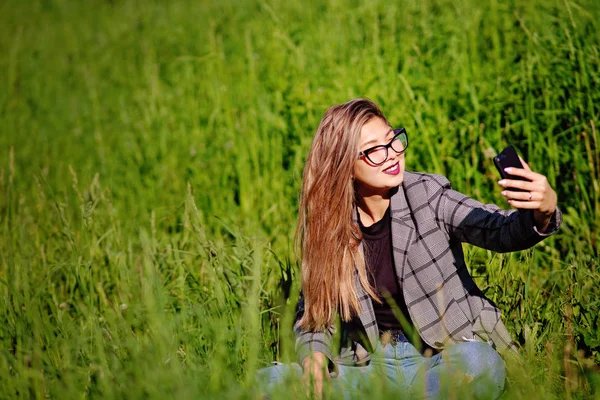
xmin=360 ymin=128 xmax=394 ymax=149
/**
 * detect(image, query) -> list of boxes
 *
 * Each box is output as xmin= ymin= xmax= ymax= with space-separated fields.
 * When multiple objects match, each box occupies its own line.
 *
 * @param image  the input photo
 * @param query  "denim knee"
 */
xmin=255 ymin=362 xmax=302 ymax=390
xmin=451 ymin=341 xmax=506 ymax=394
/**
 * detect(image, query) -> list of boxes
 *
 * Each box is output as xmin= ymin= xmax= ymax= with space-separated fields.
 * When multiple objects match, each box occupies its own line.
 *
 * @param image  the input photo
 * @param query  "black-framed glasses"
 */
xmin=358 ymin=128 xmax=408 ymax=166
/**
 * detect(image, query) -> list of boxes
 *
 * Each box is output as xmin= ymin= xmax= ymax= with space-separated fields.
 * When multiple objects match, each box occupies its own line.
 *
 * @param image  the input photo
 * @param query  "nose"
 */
xmin=388 ymin=150 xmax=403 ymax=163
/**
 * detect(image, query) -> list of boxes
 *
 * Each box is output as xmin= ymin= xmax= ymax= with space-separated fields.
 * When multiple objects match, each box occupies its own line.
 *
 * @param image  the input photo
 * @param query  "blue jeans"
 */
xmin=257 ymin=341 xmax=505 ymax=399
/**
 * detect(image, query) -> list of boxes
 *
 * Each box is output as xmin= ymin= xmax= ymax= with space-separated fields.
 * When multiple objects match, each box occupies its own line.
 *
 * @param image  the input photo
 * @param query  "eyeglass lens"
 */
xmin=365 ymin=132 xmax=407 ymax=165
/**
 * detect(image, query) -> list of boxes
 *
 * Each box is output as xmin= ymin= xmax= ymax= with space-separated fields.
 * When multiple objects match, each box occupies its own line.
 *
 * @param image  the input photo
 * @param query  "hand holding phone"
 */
xmin=493 ymin=146 xmax=529 ymax=192
xmin=493 ymin=146 xmax=558 ymax=230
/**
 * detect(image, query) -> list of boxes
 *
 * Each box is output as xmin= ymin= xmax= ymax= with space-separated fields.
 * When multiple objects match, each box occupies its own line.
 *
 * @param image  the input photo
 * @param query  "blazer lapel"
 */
xmin=390 ymin=179 xmax=415 ymax=283
xmin=352 ymin=210 xmax=379 ymax=350
xmin=352 ymin=262 xmax=379 ymax=350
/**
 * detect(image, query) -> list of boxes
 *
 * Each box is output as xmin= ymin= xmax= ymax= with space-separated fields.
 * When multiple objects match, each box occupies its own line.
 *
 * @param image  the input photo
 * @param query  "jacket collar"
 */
xmin=390 ymin=171 xmax=415 ymax=219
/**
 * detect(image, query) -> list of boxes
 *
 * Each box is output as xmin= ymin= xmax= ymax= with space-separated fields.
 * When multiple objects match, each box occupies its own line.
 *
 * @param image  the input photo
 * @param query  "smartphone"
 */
xmin=493 ymin=145 xmax=528 ymax=192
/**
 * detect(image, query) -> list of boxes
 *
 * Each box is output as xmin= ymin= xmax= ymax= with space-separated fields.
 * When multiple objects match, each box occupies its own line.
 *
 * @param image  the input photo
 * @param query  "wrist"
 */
xmin=533 ymin=209 xmax=553 ymax=232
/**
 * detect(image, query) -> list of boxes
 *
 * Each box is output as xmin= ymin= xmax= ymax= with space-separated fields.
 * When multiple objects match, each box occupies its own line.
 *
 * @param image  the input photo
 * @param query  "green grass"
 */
xmin=0 ymin=0 xmax=599 ymax=398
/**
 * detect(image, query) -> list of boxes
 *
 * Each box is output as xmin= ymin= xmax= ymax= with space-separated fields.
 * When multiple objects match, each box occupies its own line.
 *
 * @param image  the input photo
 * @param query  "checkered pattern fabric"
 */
xmin=295 ymin=171 xmax=562 ymax=367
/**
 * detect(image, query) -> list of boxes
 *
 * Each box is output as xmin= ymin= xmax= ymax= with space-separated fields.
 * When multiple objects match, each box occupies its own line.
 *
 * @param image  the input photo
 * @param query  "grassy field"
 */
xmin=1 ymin=0 xmax=599 ymax=398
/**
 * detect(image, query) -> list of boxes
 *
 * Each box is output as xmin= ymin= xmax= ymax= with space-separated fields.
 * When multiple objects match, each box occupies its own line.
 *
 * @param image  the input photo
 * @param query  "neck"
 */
xmin=355 ymin=187 xmax=391 ymax=226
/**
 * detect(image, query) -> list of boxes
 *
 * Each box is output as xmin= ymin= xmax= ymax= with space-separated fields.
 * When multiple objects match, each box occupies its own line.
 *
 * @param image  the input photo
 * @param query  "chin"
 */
xmin=384 ymin=171 xmax=404 ymax=188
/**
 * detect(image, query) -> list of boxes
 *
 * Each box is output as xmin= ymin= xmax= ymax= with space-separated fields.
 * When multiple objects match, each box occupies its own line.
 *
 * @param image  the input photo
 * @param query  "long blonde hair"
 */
xmin=296 ymin=98 xmax=386 ymax=331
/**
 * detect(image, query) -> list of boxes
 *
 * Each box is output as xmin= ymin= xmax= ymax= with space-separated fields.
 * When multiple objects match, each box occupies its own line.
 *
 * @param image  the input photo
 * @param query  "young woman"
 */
xmin=259 ymin=98 xmax=561 ymax=399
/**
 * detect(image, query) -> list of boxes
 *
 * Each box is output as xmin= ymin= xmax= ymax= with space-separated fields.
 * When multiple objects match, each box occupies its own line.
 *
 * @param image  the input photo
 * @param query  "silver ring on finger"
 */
xmin=528 ymin=192 xmax=532 ymax=201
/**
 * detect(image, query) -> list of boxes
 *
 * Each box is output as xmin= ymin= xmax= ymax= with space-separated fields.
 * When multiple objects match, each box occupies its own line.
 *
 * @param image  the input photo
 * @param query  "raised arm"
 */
xmin=435 ymin=171 xmax=561 ymax=252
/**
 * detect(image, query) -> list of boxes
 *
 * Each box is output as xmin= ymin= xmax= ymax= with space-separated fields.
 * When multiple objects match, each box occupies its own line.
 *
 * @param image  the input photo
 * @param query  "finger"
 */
xmin=501 ymin=190 xmax=536 ymax=201
xmin=503 ymin=167 xmax=540 ymax=181
xmin=507 ymin=199 xmax=541 ymax=209
xmin=316 ymin=380 xmax=323 ymax=399
xmin=498 ymin=179 xmax=538 ymax=191
xmin=518 ymin=155 xmax=532 ymax=171
xmin=302 ymin=373 xmax=319 ymax=398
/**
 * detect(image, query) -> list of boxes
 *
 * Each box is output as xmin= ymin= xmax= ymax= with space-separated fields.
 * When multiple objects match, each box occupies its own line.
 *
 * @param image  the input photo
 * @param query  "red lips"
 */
xmin=383 ymin=162 xmax=400 ymax=175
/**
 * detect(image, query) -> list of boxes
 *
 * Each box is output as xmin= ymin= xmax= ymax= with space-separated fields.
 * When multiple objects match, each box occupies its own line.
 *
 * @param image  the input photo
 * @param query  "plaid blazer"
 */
xmin=295 ymin=171 xmax=562 ymax=368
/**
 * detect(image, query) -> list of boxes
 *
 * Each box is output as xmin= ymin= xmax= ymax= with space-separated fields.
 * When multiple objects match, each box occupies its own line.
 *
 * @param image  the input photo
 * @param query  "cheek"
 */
xmin=354 ymin=161 xmax=379 ymax=186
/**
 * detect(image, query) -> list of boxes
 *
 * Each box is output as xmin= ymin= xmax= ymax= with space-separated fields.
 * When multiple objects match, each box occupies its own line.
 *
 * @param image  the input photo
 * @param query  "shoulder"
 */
xmin=402 ymin=171 xmax=452 ymax=194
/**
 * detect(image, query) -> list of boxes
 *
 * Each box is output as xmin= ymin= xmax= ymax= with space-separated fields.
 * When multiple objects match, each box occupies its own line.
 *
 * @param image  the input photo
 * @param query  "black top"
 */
xmin=358 ymin=205 xmax=412 ymax=331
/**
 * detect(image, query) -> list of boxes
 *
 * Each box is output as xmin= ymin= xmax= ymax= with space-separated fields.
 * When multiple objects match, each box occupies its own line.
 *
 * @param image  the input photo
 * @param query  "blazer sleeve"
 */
xmin=293 ymin=295 xmax=336 ymax=371
xmin=432 ymin=175 xmax=562 ymax=252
